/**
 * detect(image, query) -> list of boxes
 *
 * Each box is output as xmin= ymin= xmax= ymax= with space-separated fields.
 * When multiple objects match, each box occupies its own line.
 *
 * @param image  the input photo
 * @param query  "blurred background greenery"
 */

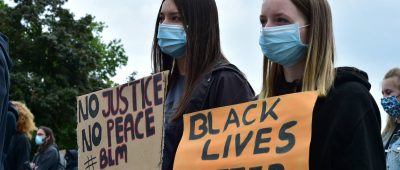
xmin=0 ymin=0 xmax=131 ymax=152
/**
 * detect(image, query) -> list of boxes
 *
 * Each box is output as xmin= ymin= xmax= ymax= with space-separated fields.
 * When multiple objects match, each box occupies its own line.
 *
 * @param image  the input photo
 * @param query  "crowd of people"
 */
xmin=0 ymin=33 xmax=78 ymax=169
xmin=0 ymin=0 xmax=399 ymax=169
xmin=0 ymin=100 xmax=78 ymax=170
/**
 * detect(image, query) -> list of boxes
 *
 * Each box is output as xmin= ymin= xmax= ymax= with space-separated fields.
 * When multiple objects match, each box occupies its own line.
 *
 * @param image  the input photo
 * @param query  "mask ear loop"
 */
xmin=299 ymin=24 xmax=310 ymax=29
xmin=297 ymin=24 xmax=310 ymax=46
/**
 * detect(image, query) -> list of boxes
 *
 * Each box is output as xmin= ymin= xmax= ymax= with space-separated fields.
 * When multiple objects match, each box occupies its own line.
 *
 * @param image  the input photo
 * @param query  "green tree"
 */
xmin=126 ymin=71 xmax=137 ymax=82
xmin=0 ymin=0 xmax=128 ymax=149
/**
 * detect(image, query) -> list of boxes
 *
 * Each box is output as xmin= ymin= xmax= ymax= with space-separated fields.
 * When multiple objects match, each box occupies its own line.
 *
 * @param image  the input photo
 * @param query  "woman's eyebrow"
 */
xmin=160 ymin=11 xmax=180 ymax=15
xmin=273 ymin=12 xmax=289 ymax=18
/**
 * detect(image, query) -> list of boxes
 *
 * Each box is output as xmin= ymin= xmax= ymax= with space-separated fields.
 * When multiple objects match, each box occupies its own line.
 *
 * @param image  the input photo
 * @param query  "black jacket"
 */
xmin=4 ymin=103 xmax=18 ymax=155
xmin=64 ymin=149 xmax=78 ymax=170
xmin=162 ymin=62 xmax=255 ymax=170
xmin=6 ymin=133 xmax=31 ymax=170
xmin=275 ymin=67 xmax=386 ymax=170
xmin=32 ymin=144 xmax=59 ymax=170
xmin=0 ymin=32 xmax=12 ymax=170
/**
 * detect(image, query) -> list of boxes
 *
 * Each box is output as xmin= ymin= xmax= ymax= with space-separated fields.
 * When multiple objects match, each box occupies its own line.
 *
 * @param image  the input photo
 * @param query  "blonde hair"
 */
xmin=259 ymin=0 xmax=335 ymax=98
xmin=381 ymin=67 xmax=400 ymax=143
xmin=12 ymin=101 xmax=37 ymax=139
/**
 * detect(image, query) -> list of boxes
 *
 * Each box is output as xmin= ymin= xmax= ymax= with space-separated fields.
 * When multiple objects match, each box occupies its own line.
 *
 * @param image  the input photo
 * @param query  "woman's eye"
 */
xmin=260 ymin=19 xmax=267 ymax=27
xmin=276 ymin=18 xmax=289 ymax=24
xmin=172 ymin=16 xmax=181 ymax=21
xmin=159 ymin=16 xmax=165 ymax=23
xmin=383 ymin=90 xmax=393 ymax=96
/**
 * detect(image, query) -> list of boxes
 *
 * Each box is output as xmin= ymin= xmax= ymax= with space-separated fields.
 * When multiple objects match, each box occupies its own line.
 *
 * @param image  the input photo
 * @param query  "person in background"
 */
xmin=64 ymin=149 xmax=78 ymax=170
xmin=30 ymin=126 xmax=59 ymax=170
xmin=381 ymin=68 xmax=400 ymax=170
xmin=151 ymin=0 xmax=255 ymax=169
xmin=6 ymin=101 xmax=37 ymax=170
xmin=0 ymin=32 xmax=12 ymax=170
xmin=257 ymin=0 xmax=385 ymax=169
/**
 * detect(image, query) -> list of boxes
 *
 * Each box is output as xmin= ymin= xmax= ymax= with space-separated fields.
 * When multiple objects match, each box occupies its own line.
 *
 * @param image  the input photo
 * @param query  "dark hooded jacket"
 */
xmin=275 ymin=67 xmax=386 ymax=170
xmin=32 ymin=144 xmax=59 ymax=170
xmin=4 ymin=102 xmax=18 ymax=153
xmin=5 ymin=132 xmax=31 ymax=170
xmin=4 ymin=102 xmax=18 ymax=170
xmin=64 ymin=149 xmax=78 ymax=170
xmin=0 ymin=32 xmax=12 ymax=170
xmin=162 ymin=62 xmax=255 ymax=170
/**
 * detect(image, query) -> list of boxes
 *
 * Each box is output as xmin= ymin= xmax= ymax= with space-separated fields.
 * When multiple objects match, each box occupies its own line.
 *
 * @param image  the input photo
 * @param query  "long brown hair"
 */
xmin=37 ymin=126 xmax=56 ymax=153
xmin=259 ymin=0 xmax=335 ymax=98
xmin=151 ymin=0 xmax=225 ymax=121
xmin=382 ymin=68 xmax=400 ymax=143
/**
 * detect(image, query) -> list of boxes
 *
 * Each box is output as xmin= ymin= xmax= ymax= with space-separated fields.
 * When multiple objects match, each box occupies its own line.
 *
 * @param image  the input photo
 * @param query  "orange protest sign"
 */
xmin=76 ymin=71 xmax=168 ymax=170
xmin=174 ymin=91 xmax=318 ymax=170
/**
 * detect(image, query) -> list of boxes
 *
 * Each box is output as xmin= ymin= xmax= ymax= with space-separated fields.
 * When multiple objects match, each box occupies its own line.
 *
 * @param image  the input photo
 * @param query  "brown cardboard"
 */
xmin=76 ymin=71 xmax=168 ymax=170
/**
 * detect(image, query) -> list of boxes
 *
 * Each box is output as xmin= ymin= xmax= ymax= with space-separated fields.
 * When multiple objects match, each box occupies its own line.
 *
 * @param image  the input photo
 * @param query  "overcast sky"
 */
xmin=9 ymin=0 xmax=400 ymax=126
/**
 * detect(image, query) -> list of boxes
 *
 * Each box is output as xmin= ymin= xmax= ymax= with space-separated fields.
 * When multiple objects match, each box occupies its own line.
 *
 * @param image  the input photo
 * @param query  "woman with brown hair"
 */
xmin=152 ymin=0 xmax=255 ymax=169
xmin=257 ymin=0 xmax=385 ymax=169
xmin=6 ymin=101 xmax=37 ymax=170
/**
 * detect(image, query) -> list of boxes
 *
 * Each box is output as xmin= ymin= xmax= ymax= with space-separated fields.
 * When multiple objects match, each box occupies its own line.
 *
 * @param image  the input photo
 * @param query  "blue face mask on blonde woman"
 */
xmin=259 ymin=23 xmax=309 ymax=66
xmin=258 ymin=0 xmax=310 ymax=71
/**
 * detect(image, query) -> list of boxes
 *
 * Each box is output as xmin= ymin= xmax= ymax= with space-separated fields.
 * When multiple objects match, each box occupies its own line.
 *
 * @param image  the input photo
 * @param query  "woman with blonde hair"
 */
xmin=257 ymin=0 xmax=385 ymax=169
xmin=6 ymin=101 xmax=37 ymax=170
xmin=381 ymin=68 xmax=400 ymax=170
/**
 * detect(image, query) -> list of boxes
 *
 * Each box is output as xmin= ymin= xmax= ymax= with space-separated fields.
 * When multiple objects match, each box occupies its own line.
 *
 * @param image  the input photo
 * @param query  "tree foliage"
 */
xmin=0 ymin=0 xmax=128 ymax=149
xmin=126 ymin=71 xmax=137 ymax=82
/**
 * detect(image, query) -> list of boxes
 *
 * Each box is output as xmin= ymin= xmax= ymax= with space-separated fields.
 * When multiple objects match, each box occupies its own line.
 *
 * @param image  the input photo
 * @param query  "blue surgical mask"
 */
xmin=157 ymin=24 xmax=186 ymax=59
xmin=381 ymin=95 xmax=400 ymax=118
xmin=259 ymin=23 xmax=308 ymax=66
xmin=35 ymin=135 xmax=45 ymax=145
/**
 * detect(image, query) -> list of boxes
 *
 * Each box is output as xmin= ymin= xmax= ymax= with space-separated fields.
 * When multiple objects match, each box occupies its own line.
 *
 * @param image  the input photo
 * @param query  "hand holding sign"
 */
xmin=174 ymin=91 xmax=318 ymax=170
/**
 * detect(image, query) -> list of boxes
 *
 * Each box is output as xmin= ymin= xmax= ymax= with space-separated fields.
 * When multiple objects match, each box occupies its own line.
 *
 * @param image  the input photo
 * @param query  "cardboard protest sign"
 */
xmin=76 ymin=71 xmax=168 ymax=170
xmin=174 ymin=91 xmax=318 ymax=170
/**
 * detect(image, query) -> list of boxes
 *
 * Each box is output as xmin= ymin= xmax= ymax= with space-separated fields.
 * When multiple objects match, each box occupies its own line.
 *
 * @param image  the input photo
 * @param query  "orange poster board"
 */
xmin=76 ymin=71 xmax=168 ymax=170
xmin=174 ymin=91 xmax=318 ymax=170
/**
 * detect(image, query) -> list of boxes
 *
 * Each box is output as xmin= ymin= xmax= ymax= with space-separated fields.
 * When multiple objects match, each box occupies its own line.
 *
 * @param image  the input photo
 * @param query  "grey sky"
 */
xmin=46 ymin=0 xmax=400 ymax=126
